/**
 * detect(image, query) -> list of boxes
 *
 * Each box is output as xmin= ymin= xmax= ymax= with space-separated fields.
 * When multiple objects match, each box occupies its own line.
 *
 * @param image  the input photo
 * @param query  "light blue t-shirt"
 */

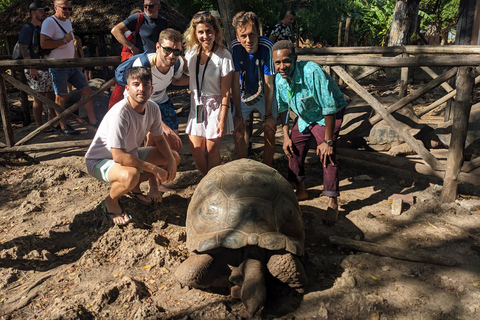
xmin=275 ymin=61 xmax=346 ymax=133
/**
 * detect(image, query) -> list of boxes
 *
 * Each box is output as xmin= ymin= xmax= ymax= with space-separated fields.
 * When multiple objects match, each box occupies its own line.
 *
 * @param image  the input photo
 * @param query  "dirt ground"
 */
xmin=1 ymin=85 xmax=480 ymax=320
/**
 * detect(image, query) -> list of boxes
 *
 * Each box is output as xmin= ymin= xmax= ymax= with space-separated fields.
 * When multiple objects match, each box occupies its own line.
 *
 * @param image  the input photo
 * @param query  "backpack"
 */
xmin=121 ymin=13 xmax=144 ymax=54
xmin=115 ymin=52 xmax=181 ymax=87
xmin=12 ymin=22 xmax=51 ymax=59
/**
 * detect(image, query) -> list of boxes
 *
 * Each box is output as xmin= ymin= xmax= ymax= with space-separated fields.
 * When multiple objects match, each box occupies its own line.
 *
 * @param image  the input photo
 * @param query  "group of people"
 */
xmin=17 ymin=1 xmax=99 ymax=134
xmin=17 ymin=1 xmax=347 ymax=226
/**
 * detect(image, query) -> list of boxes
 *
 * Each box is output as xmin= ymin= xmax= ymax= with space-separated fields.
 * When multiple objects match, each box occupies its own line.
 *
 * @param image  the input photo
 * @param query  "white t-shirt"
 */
xmin=124 ymin=53 xmax=184 ymax=104
xmin=40 ymin=16 xmax=75 ymax=59
xmin=185 ymin=46 xmax=233 ymax=104
xmin=84 ymin=98 xmax=163 ymax=174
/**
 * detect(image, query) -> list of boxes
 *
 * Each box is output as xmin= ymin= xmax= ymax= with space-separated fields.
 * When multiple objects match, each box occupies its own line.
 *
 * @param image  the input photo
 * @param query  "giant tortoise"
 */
xmin=175 ymin=159 xmax=308 ymax=316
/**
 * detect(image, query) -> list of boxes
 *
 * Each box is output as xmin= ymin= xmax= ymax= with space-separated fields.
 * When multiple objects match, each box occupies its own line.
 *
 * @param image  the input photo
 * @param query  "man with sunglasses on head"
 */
xmin=230 ymin=11 xmax=277 ymax=166
xmin=40 ymin=0 xmax=98 ymax=135
xmin=111 ymin=0 xmax=167 ymax=55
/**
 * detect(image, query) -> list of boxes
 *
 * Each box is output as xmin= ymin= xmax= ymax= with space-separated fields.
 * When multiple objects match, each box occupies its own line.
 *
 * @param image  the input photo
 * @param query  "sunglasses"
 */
xmin=143 ymin=4 xmax=158 ymax=9
xmin=57 ymin=6 xmax=72 ymax=11
xmin=160 ymin=45 xmax=183 ymax=56
xmin=194 ymin=11 xmax=211 ymax=19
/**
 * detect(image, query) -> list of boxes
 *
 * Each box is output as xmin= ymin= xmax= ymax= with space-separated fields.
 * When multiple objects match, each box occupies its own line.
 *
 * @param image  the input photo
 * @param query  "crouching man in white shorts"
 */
xmin=85 ymin=67 xmax=179 ymax=225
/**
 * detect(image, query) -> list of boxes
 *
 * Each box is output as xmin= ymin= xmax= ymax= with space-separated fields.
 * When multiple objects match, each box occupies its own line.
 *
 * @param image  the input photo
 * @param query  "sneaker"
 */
xmin=60 ymin=124 xmax=80 ymax=135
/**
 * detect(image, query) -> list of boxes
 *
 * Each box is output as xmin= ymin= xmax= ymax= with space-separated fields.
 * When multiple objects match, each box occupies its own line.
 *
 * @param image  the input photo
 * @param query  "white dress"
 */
xmin=185 ymin=46 xmax=234 ymax=139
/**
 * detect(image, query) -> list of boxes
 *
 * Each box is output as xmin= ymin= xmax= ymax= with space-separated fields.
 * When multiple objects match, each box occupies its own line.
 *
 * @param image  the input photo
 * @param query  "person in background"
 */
xmin=67 ymin=35 xmax=84 ymax=93
xmin=269 ymin=10 xmax=296 ymax=43
xmin=183 ymin=11 xmax=234 ymax=176
xmin=16 ymin=2 xmax=56 ymax=130
xmin=83 ymin=36 xmax=99 ymax=81
xmin=272 ymin=40 xmax=346 ymax=224
xmin=111 ymin=0 xmax=167 ymax=54
xmin=40 ymin=0 xmax=98 ymax=134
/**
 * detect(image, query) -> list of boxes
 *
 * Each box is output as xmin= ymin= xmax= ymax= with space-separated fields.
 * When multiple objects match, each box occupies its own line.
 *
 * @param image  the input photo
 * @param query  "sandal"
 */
xmin=129 ymin=191 xmax=153 ymax=205
xmin=101 ymin=202 xmax=132 ymax=226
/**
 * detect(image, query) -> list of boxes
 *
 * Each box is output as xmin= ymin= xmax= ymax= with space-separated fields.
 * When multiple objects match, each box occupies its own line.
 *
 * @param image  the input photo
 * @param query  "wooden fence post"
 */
xmin=399 ymin=53 xmax=409 ymax=98
xmin=0 ymin=72 xmax=14 ymax=147
xmin=440 ymin=66 xmax=476 ymax=202
xmin=344 ymin=17 xmax=352 ymax=47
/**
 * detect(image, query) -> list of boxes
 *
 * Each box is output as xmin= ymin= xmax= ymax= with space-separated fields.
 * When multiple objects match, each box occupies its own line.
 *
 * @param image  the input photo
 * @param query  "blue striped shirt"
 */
xmin=230 ymin=36 xmax=274 ymax=95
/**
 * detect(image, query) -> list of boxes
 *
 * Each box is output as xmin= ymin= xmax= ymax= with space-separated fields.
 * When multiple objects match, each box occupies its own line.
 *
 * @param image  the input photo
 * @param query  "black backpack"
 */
xmin=12 ymin=22 xmax=52 ymax=60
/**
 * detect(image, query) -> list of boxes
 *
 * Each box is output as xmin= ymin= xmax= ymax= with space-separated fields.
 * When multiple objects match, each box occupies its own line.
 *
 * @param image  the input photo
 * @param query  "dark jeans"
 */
xmin=288 ymin=109 xmax=345 ymax=197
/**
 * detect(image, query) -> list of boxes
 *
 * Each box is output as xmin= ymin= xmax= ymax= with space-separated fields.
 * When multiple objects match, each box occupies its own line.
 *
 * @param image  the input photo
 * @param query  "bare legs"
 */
xmin=189 ymin=135 xmax=222 ymax=176
xmin=234 ymin=112 xmax=276 ymax=166
xmin=32 ymin=91 xmax=55 ymax=128
xmin=105 ymin=147 xmax=179 ymax=224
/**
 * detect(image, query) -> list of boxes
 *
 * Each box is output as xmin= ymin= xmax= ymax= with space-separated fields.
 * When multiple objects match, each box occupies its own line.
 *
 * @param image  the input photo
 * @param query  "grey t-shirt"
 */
xmin=85 ymin=97 xmax=163 ymax=175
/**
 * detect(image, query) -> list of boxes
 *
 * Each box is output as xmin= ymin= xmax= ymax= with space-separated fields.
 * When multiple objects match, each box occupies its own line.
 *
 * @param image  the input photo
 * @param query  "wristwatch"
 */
xmin=324 ymin=139 xmax=334 ymax=146
xmin=62 ymin=38 xmax=67 ymax=44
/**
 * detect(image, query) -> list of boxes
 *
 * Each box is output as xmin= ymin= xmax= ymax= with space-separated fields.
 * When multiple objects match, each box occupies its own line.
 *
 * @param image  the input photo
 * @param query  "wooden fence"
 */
xmin=0 ymin=46 xmax=479 ymax=201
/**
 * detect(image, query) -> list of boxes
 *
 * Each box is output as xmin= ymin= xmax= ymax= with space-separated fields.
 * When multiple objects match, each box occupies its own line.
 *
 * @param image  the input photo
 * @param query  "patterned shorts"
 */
xmin=24 ymin=69 xmax=54 ymax=93
xmin=157 ymin=99 xmax=178 ymax=130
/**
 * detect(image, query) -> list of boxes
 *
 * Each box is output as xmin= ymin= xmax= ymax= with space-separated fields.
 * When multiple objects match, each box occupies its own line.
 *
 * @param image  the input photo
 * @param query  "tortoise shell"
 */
xmin=186 ymin=159 xmax=304 ymax=256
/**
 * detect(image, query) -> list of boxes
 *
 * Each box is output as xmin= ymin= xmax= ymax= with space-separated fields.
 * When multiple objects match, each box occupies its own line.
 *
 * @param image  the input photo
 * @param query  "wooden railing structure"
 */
xmin=0 ymin=47 xmax=479 ymax=201
xmin=0 ymin=56 xmax=120 ymax=149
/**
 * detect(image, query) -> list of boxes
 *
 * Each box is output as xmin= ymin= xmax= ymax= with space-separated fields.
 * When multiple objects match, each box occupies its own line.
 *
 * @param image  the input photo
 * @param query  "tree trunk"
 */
xmin=388 ymin=0 xmax=420 ymax=46
xmin=217 ymin=0 xmax=240 ymax=48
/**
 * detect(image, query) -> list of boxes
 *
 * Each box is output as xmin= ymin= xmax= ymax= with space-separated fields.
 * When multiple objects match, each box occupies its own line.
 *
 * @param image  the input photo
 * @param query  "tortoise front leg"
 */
xmin=175 ymin=253 xmax=215 ymax=288
xmin=267 ymin=253 xmax=308 ymax=291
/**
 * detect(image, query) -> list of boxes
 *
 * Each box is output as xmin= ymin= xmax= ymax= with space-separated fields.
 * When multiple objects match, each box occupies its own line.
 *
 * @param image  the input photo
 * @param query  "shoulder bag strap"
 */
xmin=51 ymin=17 xmax=67 ymax=34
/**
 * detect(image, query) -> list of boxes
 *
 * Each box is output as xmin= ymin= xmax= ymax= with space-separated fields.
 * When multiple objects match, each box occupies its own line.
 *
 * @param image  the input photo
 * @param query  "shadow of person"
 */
xmin=300 ymin=204 xmax=365 ymax=293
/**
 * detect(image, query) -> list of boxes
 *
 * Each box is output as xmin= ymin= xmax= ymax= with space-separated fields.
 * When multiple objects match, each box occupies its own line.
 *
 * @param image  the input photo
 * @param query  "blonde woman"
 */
xmin=184 ymin=11 xmax=234 ymax=175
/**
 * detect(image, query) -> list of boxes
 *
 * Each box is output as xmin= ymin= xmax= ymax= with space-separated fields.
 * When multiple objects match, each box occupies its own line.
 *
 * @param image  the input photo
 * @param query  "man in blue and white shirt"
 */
xmin=273 ymin=40 xmax=346 ymax=224
xmin=230 ymin=11 xmax=277 ymax=166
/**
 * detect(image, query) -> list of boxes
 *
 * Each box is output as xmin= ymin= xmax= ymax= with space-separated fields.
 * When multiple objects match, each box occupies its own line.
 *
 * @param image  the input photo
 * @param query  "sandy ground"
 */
xmin=1 ymin=87 xmax=480 ymax=320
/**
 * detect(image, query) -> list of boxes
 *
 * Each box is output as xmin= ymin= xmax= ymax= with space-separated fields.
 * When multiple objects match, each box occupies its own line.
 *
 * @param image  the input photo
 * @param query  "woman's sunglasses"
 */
xmin=194 ymin=11 xmax=211 ymax=19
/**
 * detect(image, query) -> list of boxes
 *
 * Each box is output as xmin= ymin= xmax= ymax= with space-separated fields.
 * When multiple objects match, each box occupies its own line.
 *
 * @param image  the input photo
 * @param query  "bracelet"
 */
xmin=129 ymin=44 xmax=134 ymax=50
xmin=221 ymin=104 xmax=230 ymax=108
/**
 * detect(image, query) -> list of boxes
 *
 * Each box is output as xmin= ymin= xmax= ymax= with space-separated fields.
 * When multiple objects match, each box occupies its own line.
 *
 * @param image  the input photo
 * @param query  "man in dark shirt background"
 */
xmin=269 ymin=10 xmax=296 ymax=43
xmin=16 ymin=2 xmax=55 ymax=129
xmin=111 ymin=0 xmax=167 ymax=54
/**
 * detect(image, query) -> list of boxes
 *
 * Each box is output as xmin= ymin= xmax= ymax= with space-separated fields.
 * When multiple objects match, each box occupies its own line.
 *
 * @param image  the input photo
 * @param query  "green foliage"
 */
xmin=338 ymin=0 xmax=395 ymax=46
xmin=0 ymin=0 xmax=15 ymax=12
xmin=163 ymin=0 xmax=459 ymax=46
xmin=296 ymin=0 xmax=343 ymax=45
xmin=163 ymin=0 xmax=216 ymax=20
xmin=419 ymin=0 xmax=460 ymax=39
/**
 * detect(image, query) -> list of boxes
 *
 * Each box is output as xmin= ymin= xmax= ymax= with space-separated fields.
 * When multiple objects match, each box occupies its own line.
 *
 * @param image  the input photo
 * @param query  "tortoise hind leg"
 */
xmin=267 ymin=253 xmax=308 ymax=291
xmin=175 ymin=254 xmax=216 ymax=288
